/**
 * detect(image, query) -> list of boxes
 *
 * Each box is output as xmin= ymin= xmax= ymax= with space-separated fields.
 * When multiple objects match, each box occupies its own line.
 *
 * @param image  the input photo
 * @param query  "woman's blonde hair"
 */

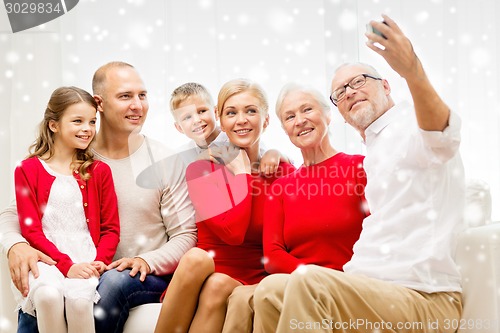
xmin=217 ymin=78 xmax=268 ymax=117
xmin=29 ymin=86 xmax=97 ymax=180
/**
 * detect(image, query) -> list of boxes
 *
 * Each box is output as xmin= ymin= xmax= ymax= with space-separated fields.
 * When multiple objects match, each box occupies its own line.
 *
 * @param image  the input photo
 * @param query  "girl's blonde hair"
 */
xmin=29 ymin=86 xmax=98 ymax=180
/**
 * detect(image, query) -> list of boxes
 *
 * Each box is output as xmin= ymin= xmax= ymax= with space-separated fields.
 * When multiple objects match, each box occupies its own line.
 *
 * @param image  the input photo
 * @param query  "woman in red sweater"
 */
xmin=263 ymin=84 xmax=368 ymax=274
xmin=222 ymin=84 xmax=369 ymax=333
xmin=14 ymin=86 xmax=119 ymax=333
xmin=154 ymin=79 xmax=294 ymax=333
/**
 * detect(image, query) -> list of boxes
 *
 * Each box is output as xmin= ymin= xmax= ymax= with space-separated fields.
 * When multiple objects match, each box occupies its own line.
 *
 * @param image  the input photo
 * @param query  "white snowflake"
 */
xmin=199 ymin=0 xmax=212 ymax=9
xmin=135 ymin=235 xmax=147 ymax=247
xmin=476 ymin=253 xmax=486 ymax=263
xmin=127 ymin=0 xmax=145 ymax=6
xmin=464 ymin=203 xmax=485 ymax=227
xmin=237 ymin=14 xmax=249 ymax=26
xmin=267 ymin=9 xmax=293 ymax=33
xmin=128 ymin=24 xmax=151 ymax=48
xmin=247 ymin=66 xmax=270 ymax=83
xmin=470 ymin=48 xmax=491 ymax=68
xmin=63 ymin=70 xmax=76 ymax=83
xmin=396 ymin=170 xmax=407 ymax=182
xmin=94 ymin=306 xmax=106 ymax=320
xmin=338 ymin=10 xmax=357 ymax=31
xmin=0 ymin=317 xmax=13 ymax=332
xmin=295 ymin=264 xmax=308 ymax=275
xmin=6 ymin=51 xmax=20 ymax=64
xmin=415 ymin=11 xmax=429 ymax=24
xmin=379 ymin=244 xmax=390 ymax=254
xmin=426 ymin=209 xmax=437 ymax=221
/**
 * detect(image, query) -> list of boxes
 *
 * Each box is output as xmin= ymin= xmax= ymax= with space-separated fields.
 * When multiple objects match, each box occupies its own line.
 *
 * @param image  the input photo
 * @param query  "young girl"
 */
xmin=154 ymin=79 xmax=295 ymax=333
xmin=13 ymin=86 xmax=120 ymax=333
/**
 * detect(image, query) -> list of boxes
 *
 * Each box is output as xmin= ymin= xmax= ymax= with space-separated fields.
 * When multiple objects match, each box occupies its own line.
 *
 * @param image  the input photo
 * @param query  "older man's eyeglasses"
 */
xmin=330 ymin=74 xmax=382 ymax=106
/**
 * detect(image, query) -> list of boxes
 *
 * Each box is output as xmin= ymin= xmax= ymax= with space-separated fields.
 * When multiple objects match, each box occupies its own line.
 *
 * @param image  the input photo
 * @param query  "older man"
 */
xmin=254 ymin=15 xmax=464 ymax=333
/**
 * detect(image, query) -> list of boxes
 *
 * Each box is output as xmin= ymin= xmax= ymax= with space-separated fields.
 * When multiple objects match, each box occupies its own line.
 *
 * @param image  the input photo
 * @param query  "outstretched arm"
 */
xmin=366 ymin=14 xmax=449 ymax=132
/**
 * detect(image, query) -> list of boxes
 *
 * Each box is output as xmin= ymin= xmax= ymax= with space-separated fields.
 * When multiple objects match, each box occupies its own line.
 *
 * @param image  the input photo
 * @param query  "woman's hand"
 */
xmin=200 ymin=144 xmax=251 ymax=175
xmin=223 ymin=145 xmax=251 ymax=175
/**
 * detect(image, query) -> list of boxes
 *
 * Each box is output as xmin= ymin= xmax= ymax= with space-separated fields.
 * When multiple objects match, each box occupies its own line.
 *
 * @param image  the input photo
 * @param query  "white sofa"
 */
xmin=1 ymin=180 xmax=499 ymax=333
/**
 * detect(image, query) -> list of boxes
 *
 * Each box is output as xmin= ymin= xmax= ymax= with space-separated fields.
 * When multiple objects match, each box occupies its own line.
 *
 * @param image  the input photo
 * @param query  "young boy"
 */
xmin=170 ymin=82 xmax=289 ymax=172
xmin=170 ymin=82 xmax=226 ymax=163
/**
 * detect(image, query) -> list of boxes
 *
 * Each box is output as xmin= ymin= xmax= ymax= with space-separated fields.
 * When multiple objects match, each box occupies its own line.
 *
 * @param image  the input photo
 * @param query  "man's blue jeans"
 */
xmin=16 ymin=269 xmax=171 ymax=333
xmin=17 ymin=311 xmax=37 ymax=333
xmin=94 ymin=269 xmax=170 ymax=333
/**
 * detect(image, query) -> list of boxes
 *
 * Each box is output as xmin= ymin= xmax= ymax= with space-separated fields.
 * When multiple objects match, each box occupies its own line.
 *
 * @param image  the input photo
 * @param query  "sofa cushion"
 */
xmin=123 ymin=303 xmax=161 ymax=333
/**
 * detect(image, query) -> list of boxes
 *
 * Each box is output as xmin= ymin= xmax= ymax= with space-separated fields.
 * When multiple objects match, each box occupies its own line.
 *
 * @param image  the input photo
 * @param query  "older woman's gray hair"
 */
xmin=275 ymin=83 xmax=331 ymax=121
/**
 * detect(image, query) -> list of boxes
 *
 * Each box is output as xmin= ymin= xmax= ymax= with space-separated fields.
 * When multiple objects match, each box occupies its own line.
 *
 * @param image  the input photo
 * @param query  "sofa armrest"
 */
xmin=456 ymin=222 xmax=500 ymax=333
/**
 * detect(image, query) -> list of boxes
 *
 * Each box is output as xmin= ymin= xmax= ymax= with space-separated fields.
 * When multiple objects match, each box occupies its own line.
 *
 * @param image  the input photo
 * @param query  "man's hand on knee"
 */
xmin=8 ymin=242 xmax=56 ymax=296
xmin=107 ymin=257 xmax=151 ymax=282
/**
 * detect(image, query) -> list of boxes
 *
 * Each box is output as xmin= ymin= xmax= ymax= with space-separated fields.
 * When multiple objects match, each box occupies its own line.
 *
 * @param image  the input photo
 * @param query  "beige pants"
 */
xmin=222 ymin=284 xmax=258 ymax=333
xmin=253 ymin=265 xmax=462 ymax=333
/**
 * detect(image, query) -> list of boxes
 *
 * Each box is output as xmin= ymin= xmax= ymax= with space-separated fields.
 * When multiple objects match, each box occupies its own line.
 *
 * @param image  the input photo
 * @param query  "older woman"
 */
xmin=154 ymin=79 xmax=294 ymax=333
xmin=222 ymin=84 xmax=368 ymax=333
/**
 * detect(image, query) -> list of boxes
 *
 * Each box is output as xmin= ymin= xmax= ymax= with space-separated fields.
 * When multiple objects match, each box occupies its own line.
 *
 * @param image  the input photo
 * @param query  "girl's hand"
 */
xmin=91 ymin=260 xmax=107 ymax=275
xmin=67 ymin=262 xmax=100 ymax=279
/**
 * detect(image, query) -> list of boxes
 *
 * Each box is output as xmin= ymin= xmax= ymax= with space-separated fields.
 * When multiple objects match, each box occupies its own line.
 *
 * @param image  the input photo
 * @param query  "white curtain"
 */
xmin=1 ymin=0 xmax=499 ymax=215
xmin=0 ymin=0 xmax=499 ymax=331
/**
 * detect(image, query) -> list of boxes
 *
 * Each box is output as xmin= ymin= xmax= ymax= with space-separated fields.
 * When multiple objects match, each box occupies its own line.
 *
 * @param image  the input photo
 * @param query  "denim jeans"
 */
xmin=16 ymin=269 xmax=171 ymax=333
xmin=17 ymin=311 xmax=38 ymax=333
xmin=94 ymin=269 xmax=171 ymax=333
